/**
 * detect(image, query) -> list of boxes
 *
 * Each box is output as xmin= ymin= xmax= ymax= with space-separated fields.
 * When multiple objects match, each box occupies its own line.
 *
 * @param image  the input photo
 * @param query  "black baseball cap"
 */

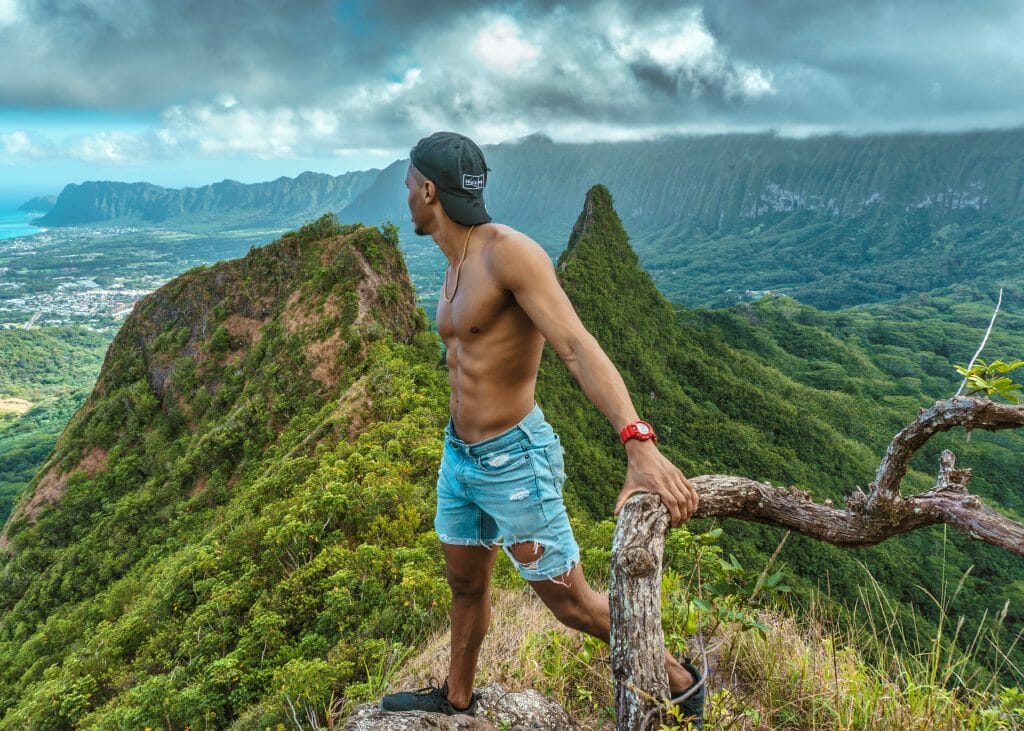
xmin=410 ymin=131 xmax=491 ymax=226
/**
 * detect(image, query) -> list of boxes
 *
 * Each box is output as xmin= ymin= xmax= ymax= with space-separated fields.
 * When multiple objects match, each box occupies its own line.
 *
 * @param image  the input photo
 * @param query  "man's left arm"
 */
xmin=486 ymin=234 xmax=698 ymax=526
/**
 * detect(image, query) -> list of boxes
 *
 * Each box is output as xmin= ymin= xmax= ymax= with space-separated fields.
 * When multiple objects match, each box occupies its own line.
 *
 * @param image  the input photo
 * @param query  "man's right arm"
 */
xmin=485 ymin=232 xmax=698 ymax=526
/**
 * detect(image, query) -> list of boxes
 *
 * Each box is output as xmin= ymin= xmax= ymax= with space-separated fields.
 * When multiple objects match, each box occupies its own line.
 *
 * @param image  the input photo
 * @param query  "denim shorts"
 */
xmin=434 ymin=403 xmax=581 ymax=584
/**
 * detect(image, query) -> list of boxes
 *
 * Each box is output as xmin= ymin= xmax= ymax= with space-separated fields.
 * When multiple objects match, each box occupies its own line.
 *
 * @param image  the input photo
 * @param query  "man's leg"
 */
xmin=508 ymin=544 xmax=694 ymax=695
xmin=443 ymin=543 xmax=499 ymax=709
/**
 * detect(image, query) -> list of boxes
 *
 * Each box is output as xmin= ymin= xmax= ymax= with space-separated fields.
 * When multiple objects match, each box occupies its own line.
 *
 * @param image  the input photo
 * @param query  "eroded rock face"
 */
xmin=342 ymin=684 xmax=581 ymax=730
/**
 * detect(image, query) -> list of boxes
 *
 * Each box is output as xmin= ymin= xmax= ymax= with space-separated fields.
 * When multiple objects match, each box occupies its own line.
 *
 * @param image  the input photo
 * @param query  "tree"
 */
xmin=611 ymin=394 xmax=1024 ymax=729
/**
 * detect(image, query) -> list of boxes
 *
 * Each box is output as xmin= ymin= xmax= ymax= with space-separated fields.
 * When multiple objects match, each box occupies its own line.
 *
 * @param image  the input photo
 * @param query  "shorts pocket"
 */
xmin=475 ymin=440 xmax=530 ymax=473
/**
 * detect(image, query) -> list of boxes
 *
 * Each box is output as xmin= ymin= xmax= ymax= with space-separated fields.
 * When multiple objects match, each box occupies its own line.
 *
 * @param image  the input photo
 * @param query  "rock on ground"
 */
xmin=342 ymin=683 xmax=582 ymax=730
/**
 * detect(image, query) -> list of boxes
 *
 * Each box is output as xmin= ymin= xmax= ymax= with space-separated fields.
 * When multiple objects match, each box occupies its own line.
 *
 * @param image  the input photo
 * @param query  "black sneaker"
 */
xmin=669 ymin=658 xmax=706 ymax=729
xmin=379 ymin=678 xmax=479 ymax=715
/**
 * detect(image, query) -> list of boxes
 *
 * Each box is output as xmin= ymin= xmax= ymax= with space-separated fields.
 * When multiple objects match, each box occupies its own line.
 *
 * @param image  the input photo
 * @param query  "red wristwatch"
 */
xmin=620 ymin=420 xmax=657 ymax=444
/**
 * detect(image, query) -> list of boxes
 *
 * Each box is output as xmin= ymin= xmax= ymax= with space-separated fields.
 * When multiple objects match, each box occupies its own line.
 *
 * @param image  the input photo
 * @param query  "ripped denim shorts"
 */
xmin=434 ymin=402 xmax=581 ymax=584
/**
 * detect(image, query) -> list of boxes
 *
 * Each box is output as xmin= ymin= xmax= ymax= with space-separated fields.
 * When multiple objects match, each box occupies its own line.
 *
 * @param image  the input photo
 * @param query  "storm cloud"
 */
xmin=1 ymin=0 xmax=1022 ymax=174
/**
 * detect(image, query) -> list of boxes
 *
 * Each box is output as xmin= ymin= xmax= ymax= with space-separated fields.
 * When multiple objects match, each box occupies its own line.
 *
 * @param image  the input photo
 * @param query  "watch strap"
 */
xmin=620 ymin=420 xmax=657 ymax=444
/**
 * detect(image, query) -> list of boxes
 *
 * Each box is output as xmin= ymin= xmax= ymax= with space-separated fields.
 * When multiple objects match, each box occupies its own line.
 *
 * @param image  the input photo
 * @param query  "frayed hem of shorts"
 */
xmin=511 ymin=553 xmax=581 ymax=588
xmin=437 ymin=534 xmax=502 ymax=550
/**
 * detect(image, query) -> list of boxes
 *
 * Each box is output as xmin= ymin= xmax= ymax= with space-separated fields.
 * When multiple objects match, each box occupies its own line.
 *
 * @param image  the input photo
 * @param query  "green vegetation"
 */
xmin=534 ymin=185 xmax=1024 ymax=687
xmin=0 ymin=326 xmax=109 ymax=524
xmin=0 ymin=221 xmax=450 ymax=728
xmin=398 ymin=525 xmax=1021 ymax=729
xmin=956 ymin=359 xmax=1024 ymax=403
xmin=0 ymin=191 xmax=1020 ymax=728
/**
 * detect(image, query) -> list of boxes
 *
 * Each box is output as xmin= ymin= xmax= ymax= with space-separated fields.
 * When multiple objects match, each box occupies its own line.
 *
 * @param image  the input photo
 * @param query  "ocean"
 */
xmin=0 ymin=205 xmax=45 ymax=240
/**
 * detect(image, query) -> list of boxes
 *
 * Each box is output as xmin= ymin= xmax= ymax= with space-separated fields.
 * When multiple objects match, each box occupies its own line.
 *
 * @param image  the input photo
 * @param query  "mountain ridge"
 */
xmin=34 ymin=128 xmax=1024 ymax=311
xmin=37 ymin=169 xmax=380 ymax=227
xmin=0 ymin=214 xmax=423 ymax=553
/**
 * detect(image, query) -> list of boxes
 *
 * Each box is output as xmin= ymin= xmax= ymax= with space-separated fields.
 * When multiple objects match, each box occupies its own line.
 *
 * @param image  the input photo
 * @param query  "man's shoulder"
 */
xmin=481 ymin=223 xmax=546 ymax=260
xmin=480 ymin=224 xmax=555 ymax=291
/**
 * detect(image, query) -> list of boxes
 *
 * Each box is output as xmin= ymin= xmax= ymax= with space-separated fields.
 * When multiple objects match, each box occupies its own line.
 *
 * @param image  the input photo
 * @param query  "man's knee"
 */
xmin=442 ymin=543 xmax=497 ymax=598
xmin=550 ymin=597 xmax=594 ymax=633
xmin=446 ymin=569 xmax=489 ymax=599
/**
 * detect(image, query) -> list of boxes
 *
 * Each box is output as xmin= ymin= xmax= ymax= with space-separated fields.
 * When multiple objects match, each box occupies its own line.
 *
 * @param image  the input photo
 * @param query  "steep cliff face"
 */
xmin=344 ymin=129 xmax=1024 ymax=236
xmin=41 ymin=128 xmax=1024 ymax=234
xmin=35 ymin=130 xmax=1024 ymax=311
xmin=344 ymin=130 xmax=1024 ymax=310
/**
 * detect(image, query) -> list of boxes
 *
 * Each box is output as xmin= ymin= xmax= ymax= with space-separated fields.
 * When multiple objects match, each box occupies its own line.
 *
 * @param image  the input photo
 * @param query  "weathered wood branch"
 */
xmin=610 ymin=492 xmax=671 ymax=731
xmin=870 ymin=397 xmax=1024 ymax=503
xmin=688 ymin=397 xmax=1024 ymax=557
xmin=609 ymin=397 xmax=1024 ymax=729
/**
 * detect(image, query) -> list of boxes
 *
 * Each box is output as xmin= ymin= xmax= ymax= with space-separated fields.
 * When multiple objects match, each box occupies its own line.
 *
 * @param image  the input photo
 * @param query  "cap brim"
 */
xmin=438 ymin=189 xmax=491 ymax=226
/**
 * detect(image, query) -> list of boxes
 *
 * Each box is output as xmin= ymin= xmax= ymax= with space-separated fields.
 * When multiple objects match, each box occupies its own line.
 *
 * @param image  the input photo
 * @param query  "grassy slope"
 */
xmin=0 ymin=217 xmax=456 ymax=728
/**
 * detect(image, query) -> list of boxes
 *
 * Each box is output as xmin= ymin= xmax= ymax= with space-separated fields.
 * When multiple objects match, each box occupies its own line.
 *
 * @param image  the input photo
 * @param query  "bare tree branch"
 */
xmin=612 ymin=396 xmax=1024 ymax=728
xmin=688 ymin=397 xmax=1024 ymax=558
xmin=870 ymin=397 xmax=1024 ymax=504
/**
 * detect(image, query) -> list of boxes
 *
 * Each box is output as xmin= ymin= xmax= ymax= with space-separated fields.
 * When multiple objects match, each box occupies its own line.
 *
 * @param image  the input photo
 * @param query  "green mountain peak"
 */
xmin=0 ymin=215 xmax=429 ymax=554
xmin=556 ymin=184 xmax=677 ymax=333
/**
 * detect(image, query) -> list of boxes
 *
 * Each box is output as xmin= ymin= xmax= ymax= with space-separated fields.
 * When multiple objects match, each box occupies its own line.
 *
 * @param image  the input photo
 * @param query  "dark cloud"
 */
xmin=1 ymin=0 xmax=1022 ymax=168
xmin=699 ymin=0 xmax=1024 ymax=127
xmin=2 ymin=0 xmax=357 ymax=107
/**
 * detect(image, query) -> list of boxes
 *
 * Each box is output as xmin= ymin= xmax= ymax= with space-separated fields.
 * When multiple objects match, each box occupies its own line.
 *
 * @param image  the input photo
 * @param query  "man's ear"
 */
xmin=422 ymin=179 xmax=437 ymax=204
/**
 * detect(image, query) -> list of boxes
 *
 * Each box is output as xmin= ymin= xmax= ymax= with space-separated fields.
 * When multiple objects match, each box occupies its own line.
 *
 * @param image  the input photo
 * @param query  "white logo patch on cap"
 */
xmin=462 ymin=173 xmax=485 ymax=190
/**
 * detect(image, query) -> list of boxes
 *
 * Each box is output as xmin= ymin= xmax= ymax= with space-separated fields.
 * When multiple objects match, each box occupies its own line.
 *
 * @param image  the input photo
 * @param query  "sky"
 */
xmin=1 ymin=0 xmax=1023 ymax=198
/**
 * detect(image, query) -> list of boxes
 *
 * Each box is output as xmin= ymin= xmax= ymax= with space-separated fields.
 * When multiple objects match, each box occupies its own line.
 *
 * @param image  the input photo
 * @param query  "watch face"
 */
xmin=636 ymin=423 xmax=651 ymax=434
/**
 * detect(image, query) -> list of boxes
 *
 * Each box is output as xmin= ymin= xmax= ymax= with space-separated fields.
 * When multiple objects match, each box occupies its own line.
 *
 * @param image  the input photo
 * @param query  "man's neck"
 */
xmin=434 ymin=222 xmax=478 ymax=265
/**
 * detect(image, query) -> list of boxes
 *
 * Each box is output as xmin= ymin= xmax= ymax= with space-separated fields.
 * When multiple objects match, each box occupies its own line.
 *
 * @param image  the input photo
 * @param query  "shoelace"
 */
xmin=411 ymin=677 xmax=444 ymax=695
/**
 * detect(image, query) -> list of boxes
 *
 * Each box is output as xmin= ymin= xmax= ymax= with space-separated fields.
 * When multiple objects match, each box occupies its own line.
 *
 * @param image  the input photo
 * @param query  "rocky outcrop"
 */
xmin=342 ymin=684 xmax=581 ymax=730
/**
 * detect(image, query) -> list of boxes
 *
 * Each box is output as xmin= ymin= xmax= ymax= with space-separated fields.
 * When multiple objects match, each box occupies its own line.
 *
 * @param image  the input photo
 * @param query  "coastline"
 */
xmin=0 ymin=208 xmax=47 ymax=241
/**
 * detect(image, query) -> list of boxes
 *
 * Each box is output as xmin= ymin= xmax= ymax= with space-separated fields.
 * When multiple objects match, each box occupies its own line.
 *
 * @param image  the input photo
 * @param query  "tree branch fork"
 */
xmin=692 ymin=396 xmax=1024 ymax=558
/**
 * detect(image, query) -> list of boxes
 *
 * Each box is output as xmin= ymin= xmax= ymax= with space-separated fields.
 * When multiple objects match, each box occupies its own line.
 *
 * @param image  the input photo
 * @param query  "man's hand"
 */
xmin=613 ymin=441 xmax=699 ymax=527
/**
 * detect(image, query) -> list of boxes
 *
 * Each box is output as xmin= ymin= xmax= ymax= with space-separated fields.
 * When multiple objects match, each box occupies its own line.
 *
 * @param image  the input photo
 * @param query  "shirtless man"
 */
xmin=379 ymin=132 xmax=705 ymax=726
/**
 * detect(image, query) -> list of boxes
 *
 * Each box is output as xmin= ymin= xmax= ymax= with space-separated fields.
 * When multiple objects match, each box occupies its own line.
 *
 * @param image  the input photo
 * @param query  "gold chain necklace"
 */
xmin=442 ymin=224 xmax=477 ymax=303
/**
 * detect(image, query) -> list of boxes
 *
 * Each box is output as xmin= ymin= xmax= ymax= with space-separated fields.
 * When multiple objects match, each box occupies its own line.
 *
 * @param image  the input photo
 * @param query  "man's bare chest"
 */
xmin=436 ymin=265 xmax=514 ymax=341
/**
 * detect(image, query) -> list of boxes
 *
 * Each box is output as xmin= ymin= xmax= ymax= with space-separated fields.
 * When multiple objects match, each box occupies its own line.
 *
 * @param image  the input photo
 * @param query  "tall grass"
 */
xmin=707 ymin=558 xmax=1023 ymax=730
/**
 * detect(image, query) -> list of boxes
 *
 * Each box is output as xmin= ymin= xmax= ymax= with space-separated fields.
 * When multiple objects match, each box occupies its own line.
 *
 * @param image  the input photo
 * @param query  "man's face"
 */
xmin=405 ymin=165 xmax=428 ymax=237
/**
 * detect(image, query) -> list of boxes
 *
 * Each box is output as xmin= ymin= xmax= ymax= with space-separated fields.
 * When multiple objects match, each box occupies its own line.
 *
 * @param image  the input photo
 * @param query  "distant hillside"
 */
xmin=0 ymin=326 xmax=109 ymax=527
xmin=535 ymin=185 xmax=1024 ymax=680
xmin=38 ymin=168 xmax=380 ymax=227
xmin=343 ymin=128 xmax=1024 ymax=310
xmin=17 ymin=195 xmax=56 ymax=213
xmin=36 ymin=129 xmax=1024 ymax=311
